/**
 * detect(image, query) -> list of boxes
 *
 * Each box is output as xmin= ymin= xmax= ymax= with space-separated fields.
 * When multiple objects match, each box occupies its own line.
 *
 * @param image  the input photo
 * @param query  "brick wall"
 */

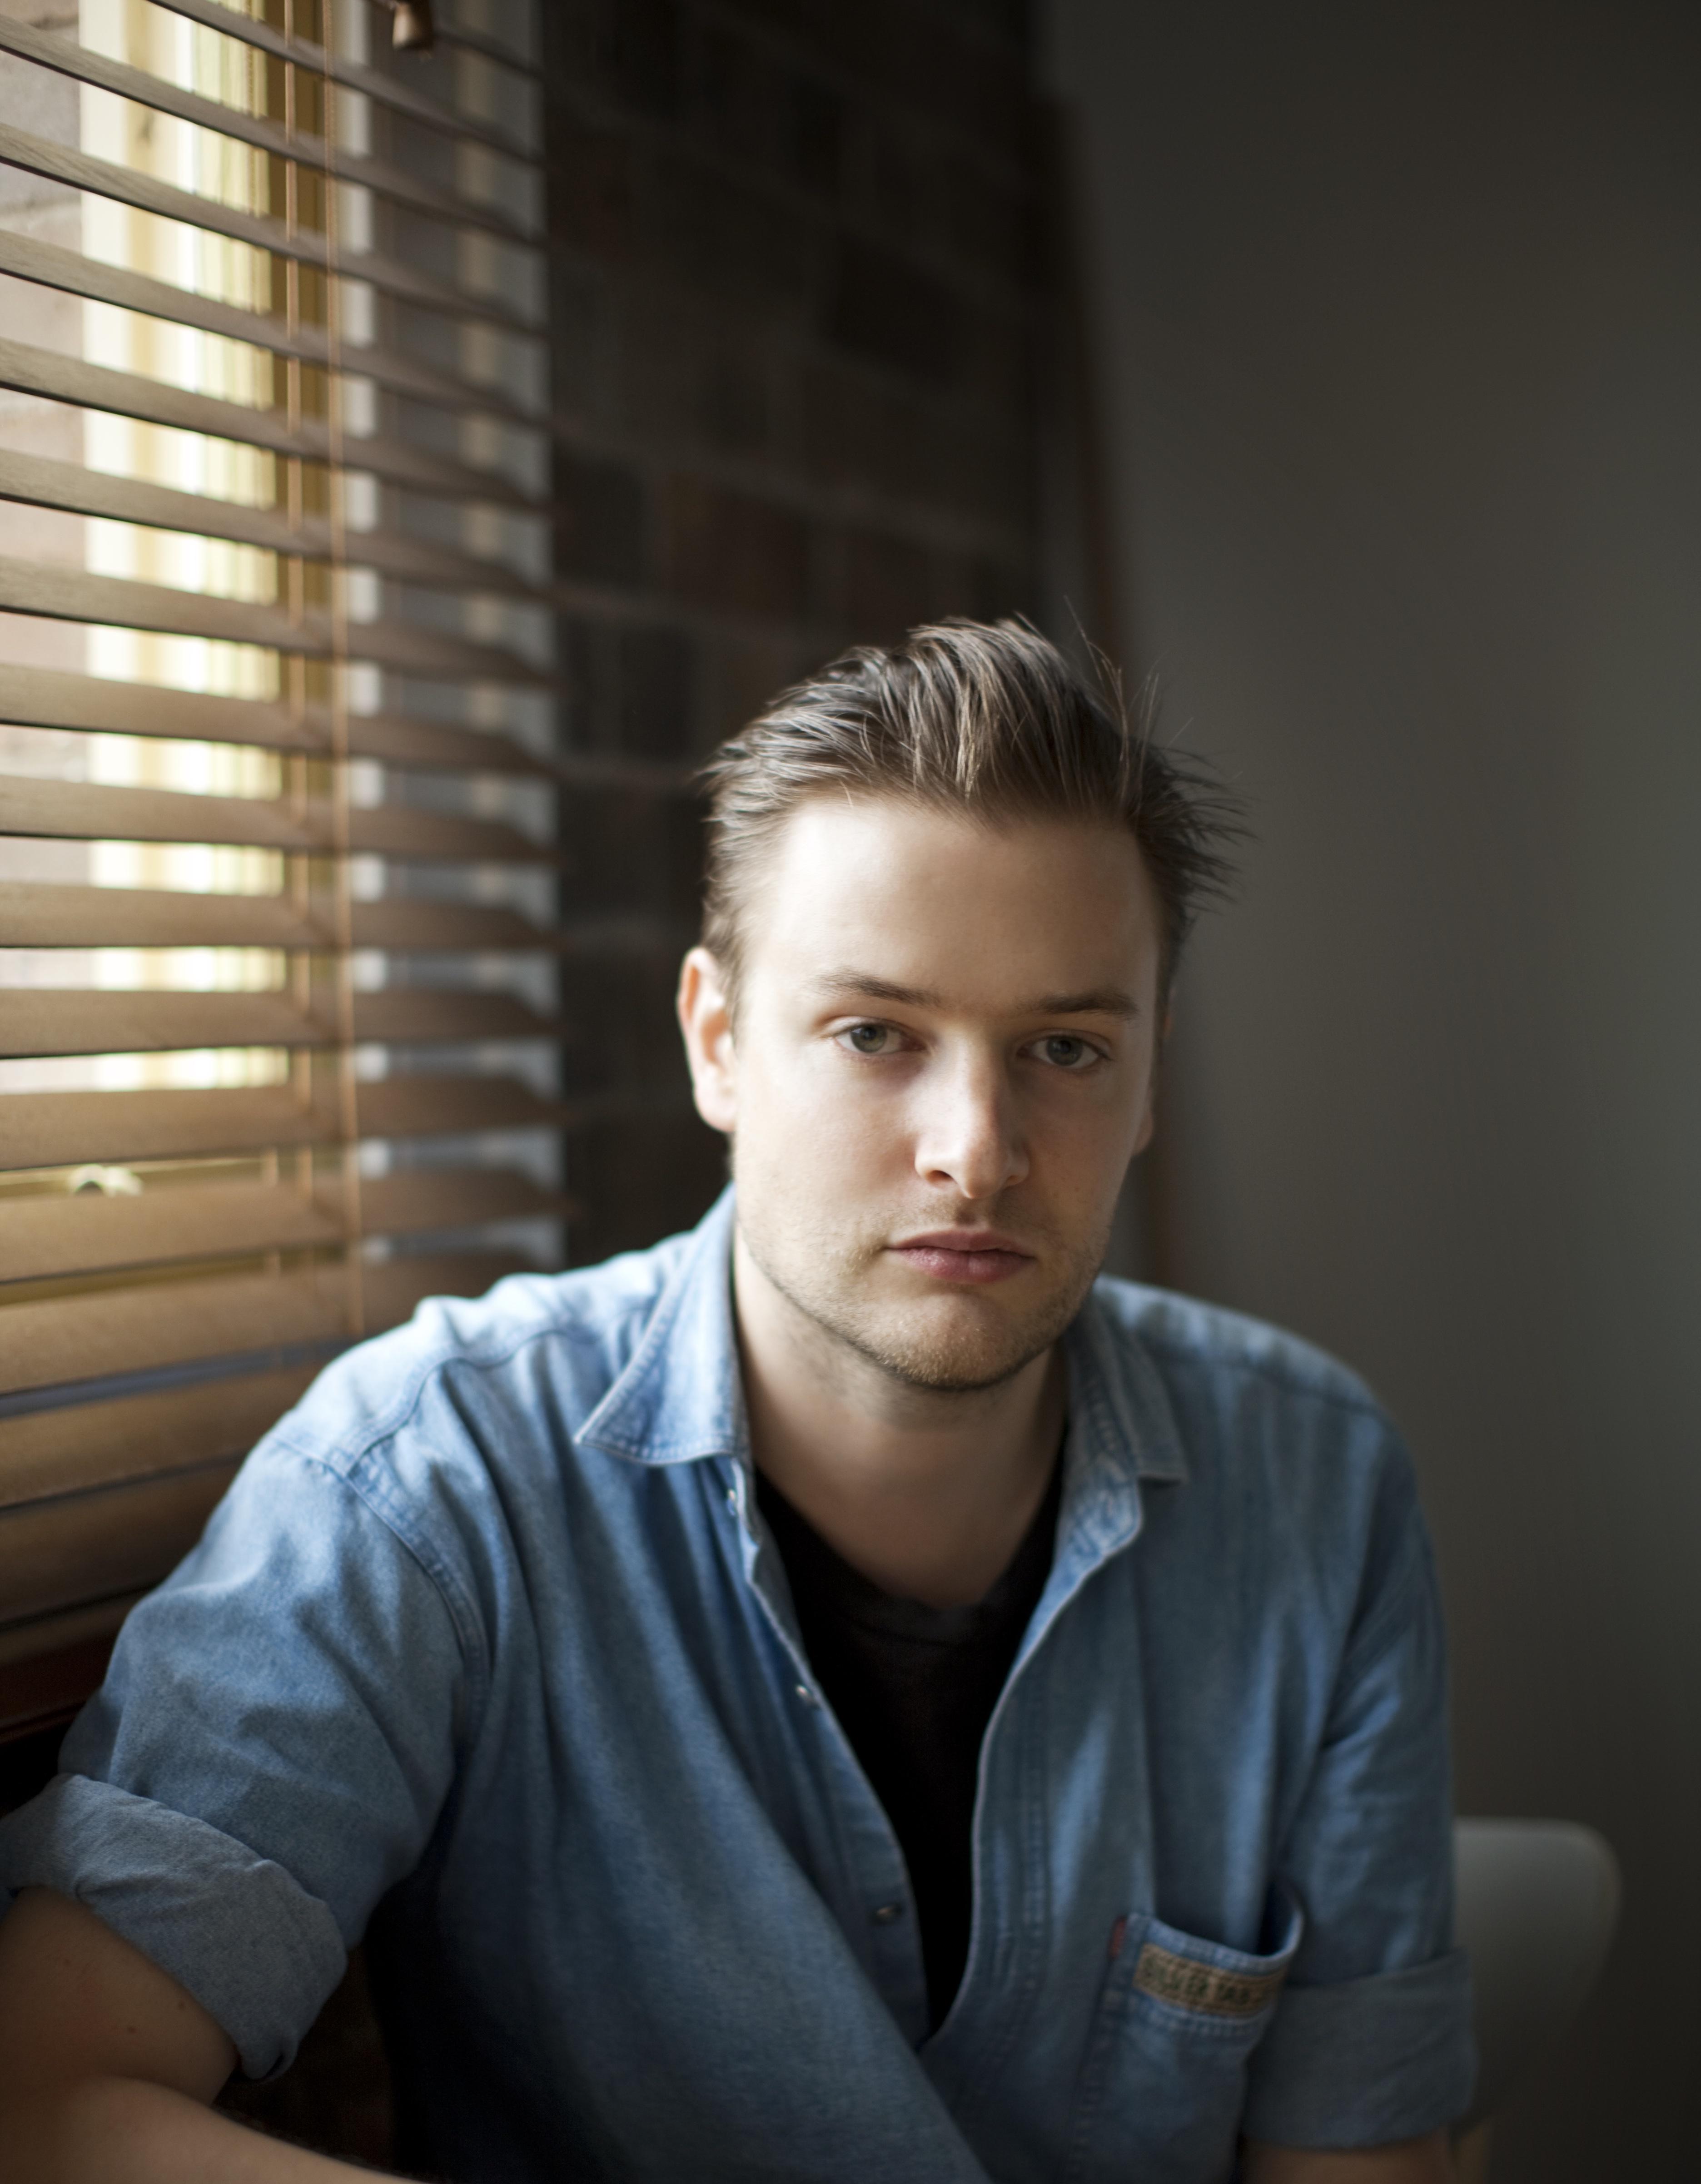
xmin=542 ymin=0 xmax=1048 ymax=1266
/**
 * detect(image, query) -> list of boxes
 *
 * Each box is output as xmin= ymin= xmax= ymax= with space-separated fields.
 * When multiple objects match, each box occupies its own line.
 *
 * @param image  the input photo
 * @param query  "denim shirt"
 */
xmin=0 ymin=1189 xmax=1472 ymax=2183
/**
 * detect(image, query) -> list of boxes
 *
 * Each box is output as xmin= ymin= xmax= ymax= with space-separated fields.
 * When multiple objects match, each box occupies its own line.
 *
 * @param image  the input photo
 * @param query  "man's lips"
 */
xmin=887 ymin=1231 xmax=1036 ymax=1286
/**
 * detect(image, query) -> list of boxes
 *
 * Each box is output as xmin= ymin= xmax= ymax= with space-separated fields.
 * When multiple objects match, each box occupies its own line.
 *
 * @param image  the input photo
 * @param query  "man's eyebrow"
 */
xmin=1023 ymin=989 xmax=1142 ymax=1019
xmin=808 ymin=973 xmax=1141 ymax=1019
xmin=809 ymin=973 xmax=943 ymax=1008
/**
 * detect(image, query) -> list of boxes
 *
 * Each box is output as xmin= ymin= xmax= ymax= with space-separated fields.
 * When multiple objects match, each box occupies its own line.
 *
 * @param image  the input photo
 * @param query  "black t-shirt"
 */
xmin=756 ymin=1454 xmax=1064 ymax=2027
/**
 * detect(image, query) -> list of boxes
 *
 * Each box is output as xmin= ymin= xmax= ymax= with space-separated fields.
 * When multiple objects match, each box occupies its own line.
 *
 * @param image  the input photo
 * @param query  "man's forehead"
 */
xmin=744 ymin=795 xmax=1162 ymax=1003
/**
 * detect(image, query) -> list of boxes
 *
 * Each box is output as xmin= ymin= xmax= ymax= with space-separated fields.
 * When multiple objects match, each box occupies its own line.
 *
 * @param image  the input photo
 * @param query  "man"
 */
xmin=0 ymin=621 xmax=1471 ymax=2181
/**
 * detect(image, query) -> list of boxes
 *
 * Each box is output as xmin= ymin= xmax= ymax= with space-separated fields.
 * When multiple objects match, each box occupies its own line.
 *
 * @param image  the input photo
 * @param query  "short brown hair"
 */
xmin=698 ymin=617 xmax=1241 ymax=1002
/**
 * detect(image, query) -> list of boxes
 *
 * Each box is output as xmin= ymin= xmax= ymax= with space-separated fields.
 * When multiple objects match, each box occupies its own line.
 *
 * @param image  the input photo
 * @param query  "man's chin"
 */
xmin=738 ymin=1219 xmax=1099 ymax=1396
xmin=838 ymin=1295 xmax=1064 ymax=1395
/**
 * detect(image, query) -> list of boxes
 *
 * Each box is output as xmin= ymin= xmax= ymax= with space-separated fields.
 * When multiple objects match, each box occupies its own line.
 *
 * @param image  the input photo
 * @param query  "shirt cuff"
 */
xmin=0 ymin=1773 xmax=345 ymax=2080
xmin=1243 ymin=1949 xmax=1476 ymax=2147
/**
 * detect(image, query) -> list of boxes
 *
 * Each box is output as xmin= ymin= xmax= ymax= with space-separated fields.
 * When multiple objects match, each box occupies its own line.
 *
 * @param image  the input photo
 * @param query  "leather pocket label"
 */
xmin=1131 ymin=1940 xmax=1287 ymax=2019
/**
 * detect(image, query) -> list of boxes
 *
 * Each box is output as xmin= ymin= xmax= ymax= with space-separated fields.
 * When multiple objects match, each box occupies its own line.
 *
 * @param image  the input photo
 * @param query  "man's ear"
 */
xmin=677 ymin=947 xmax=738 ymax=1136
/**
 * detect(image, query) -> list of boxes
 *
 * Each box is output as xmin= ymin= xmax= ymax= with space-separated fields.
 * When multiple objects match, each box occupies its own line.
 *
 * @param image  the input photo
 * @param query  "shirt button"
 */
xmin=871 ymin=1902 xmax=904 ymax=1925
xmin=794 ymin=1683 xmax=820 ymax=1708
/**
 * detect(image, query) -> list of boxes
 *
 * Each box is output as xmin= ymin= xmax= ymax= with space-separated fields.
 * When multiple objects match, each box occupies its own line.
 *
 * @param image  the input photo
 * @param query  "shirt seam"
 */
xmin=1336 ymin=1512 xmax=1433 ymax=1686
xmin=270 ymin=1305 xmax=665 ymax=1489
xmin=290 ymin=1445 xmax=492 ymax=1738
xmin=1134 ymin=1334 xmax=1388 ymax=1422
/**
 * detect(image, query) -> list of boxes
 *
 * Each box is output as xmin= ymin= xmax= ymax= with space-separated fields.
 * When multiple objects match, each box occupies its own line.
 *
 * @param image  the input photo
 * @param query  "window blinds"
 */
xmin=0 ymin=0 xmax=573 ymax=1684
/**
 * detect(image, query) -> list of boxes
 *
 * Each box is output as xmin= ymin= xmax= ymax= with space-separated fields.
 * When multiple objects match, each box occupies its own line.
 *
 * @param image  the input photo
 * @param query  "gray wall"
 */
xmin=1047 ymin=3 xmax=1700 ymax=2175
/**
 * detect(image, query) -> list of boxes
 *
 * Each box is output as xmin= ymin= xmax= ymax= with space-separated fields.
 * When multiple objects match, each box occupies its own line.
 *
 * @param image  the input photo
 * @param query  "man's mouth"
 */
xmin=887 ymin=1230 xmax=1035 ymax=1286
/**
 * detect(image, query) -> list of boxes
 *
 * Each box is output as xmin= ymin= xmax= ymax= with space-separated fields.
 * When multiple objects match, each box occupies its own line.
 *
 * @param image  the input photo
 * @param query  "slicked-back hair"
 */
xmin=697 ymin=618 xmax=1241 ymax=1008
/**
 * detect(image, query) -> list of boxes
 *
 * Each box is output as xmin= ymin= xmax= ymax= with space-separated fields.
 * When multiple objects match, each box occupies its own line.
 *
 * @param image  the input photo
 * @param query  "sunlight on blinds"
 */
xmin=0 ymin=0 xmax=565 ymax=1670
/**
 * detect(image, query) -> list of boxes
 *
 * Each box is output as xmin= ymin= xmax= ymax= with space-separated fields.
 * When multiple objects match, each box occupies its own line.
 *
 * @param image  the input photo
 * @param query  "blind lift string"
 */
xmin=316 ymin=0 xmax=365 ymax=1340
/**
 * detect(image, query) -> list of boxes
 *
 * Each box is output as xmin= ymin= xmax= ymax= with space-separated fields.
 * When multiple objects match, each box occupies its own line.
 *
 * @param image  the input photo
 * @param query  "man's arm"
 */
xmin=1243 ymin=2131 xmax=1456 ymax=2181
xmin=0 ymin=1889 xmax=390 ymax=2183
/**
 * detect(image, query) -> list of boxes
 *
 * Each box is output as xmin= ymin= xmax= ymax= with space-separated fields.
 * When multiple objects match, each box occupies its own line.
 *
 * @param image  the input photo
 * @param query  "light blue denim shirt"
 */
xmin=0 ymin=1189 xmax=1472 ymax=2182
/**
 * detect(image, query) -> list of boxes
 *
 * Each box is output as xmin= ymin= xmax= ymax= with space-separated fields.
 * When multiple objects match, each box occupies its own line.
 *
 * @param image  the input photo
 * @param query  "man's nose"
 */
xmin=911 ymin=1052 xmax=1029 ymax=1201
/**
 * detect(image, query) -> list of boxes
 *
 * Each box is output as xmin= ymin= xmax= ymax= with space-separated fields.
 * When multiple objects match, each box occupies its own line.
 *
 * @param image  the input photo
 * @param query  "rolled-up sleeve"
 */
xmin=0 ymin=1432 xmax=473 ymax=2077
xmin=1243 ymin=1464 xmax=1476 ymax=2146
xmin=0 ymin=1777 xmax=345 ymax=2078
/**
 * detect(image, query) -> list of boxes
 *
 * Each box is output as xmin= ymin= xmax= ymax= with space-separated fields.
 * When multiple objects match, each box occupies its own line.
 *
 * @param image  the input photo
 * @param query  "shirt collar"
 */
xmin=576 ymin=1186 xmax=1190 ymax=1517
xmin=577 ymin=1186 xmax=749 ymax=1466
xmin=1049 ymin=1279 xmax=1189 ymax=1583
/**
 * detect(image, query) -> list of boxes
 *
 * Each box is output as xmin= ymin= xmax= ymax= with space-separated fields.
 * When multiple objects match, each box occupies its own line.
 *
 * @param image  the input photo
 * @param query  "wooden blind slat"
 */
xmin=0 ymin=336 xmax=539 ymax=503
xmin=0 ymin=1076 xmax=571 ymax=1171
xmin=0 ymin=988 xmax=555 ymax=1060
xmin=355 ymin=1072 xmax=571 ymax=1140
xmin=1 ymin=991 xmax=326 ymax=1059
xmin=0 ymin=228 xmax=537 ymax=420
xmin=0 ymin=122 xmax=534 ymax=327
xmin=0 ymin=557 xmax=548 ymax=683
xmin=0 ymin=664 xmax=321 ymax=750
xmin=326 ymin=529 xmax=542 ymax=601
xmin=346 ymin=898 xmax=551 ymax=950
xmin=0 ymin=448 xmax=545 ymax=600
xmin=0 ymin=1365 xmax=318 ymax=1513
xmin=0 ymin=1261 xmax=350 ymax=1394
xmin=355 ymin=804 xmax=558 ymax=863
xmin=358 ymin=1163 xmax=567 ymax=1237
xmin=353 ymin=802 xmax=560 ymax=863
xmin=348 ymin=988 xmax=557 ymax=1043
xmin=0 ymin=1087 xmax=331 ymax=1170
xmin=3 ymin=774 xmax=330 ymax=851
xmin=0 ymin=14 xmax=537 ymax=240
xmin=0 ymin=884 xmax=572 ymax=952
xmin=353 ymin=903 xmax=680 ymax=953
xmin=0 ymin=1166 xmax=563 ymax=1284
xmin=0 ymin=1250 xmax=524 ymax=1396
xmin=336 ymin=714 xmax=557 ymax=778
xmin=0 ymin=1597 xmax=140 ymax=1675
xmin=1 ymin=775 xmax=551 ymax=862
xmin=0 ymin=1461 xmax=240 ymax=1626
xmin=0 ymin=1180 xmax=344 ymax=1284
xmin=0 ymin=665 xmax=550 ymax=777
xmin=0 ymin=882 xmax=324 ymax=948
xmin=146 ymin=0 xmax=539 ymax=158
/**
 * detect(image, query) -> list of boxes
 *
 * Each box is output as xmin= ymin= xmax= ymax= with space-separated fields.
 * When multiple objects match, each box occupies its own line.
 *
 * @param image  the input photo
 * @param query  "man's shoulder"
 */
xmin=1088 ymin=1281 xmax=1428 ymax=1634
xmin=274 ymin=1224 xmax=699 ymax=1479
xmin=1090 ymin=1275 xmax=1387 ymax=1424
xmin=1085 ymin=1275 xmax=1415 ymax=1519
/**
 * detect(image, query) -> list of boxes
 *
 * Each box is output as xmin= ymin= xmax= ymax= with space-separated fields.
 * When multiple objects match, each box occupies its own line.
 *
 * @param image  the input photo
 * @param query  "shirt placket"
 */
xmin=919 ymin=1418 xmax=1151 ymax=2128
xmin=721 ymin=1454 xmax=934 ymax=2047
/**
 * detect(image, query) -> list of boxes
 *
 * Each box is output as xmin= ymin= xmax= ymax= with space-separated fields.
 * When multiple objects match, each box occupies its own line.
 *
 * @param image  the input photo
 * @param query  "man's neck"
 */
xmin=732 ymin=1229 xmax=1065 ymax=1609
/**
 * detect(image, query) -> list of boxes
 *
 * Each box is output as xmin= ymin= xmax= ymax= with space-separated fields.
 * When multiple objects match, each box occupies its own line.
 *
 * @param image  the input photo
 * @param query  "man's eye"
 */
xmin=1037 ymin=1034 xmax=1097 ymax=1069
xmin=841 ymin=1023 xmax=895 ymax=1055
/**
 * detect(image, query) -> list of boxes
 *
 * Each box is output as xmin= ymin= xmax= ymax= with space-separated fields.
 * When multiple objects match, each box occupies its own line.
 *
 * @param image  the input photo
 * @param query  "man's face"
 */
xmin=679 ymin=797 xmax=1165 ymax=1394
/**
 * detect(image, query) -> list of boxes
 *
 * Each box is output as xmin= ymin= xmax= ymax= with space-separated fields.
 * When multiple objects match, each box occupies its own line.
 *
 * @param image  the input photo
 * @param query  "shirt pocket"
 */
xmin=1065 ymin=1892 xmax=1304 ymax=2184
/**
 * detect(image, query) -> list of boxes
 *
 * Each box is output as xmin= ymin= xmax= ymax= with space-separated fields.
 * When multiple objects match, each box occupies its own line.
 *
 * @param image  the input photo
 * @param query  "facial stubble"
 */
xmin=736 ymin=1192 xmax=1115 ymax=1397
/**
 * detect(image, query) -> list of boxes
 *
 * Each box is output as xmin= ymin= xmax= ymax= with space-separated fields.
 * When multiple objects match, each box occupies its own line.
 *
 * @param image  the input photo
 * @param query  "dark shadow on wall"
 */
xmin=541 ymin=0 xmax=1055 ymax=1263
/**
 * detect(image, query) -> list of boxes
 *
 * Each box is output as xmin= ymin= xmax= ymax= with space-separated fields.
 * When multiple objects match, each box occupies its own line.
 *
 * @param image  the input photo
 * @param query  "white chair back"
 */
xmin=1452 ymin=1817 xmax=1621 ymax=2132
